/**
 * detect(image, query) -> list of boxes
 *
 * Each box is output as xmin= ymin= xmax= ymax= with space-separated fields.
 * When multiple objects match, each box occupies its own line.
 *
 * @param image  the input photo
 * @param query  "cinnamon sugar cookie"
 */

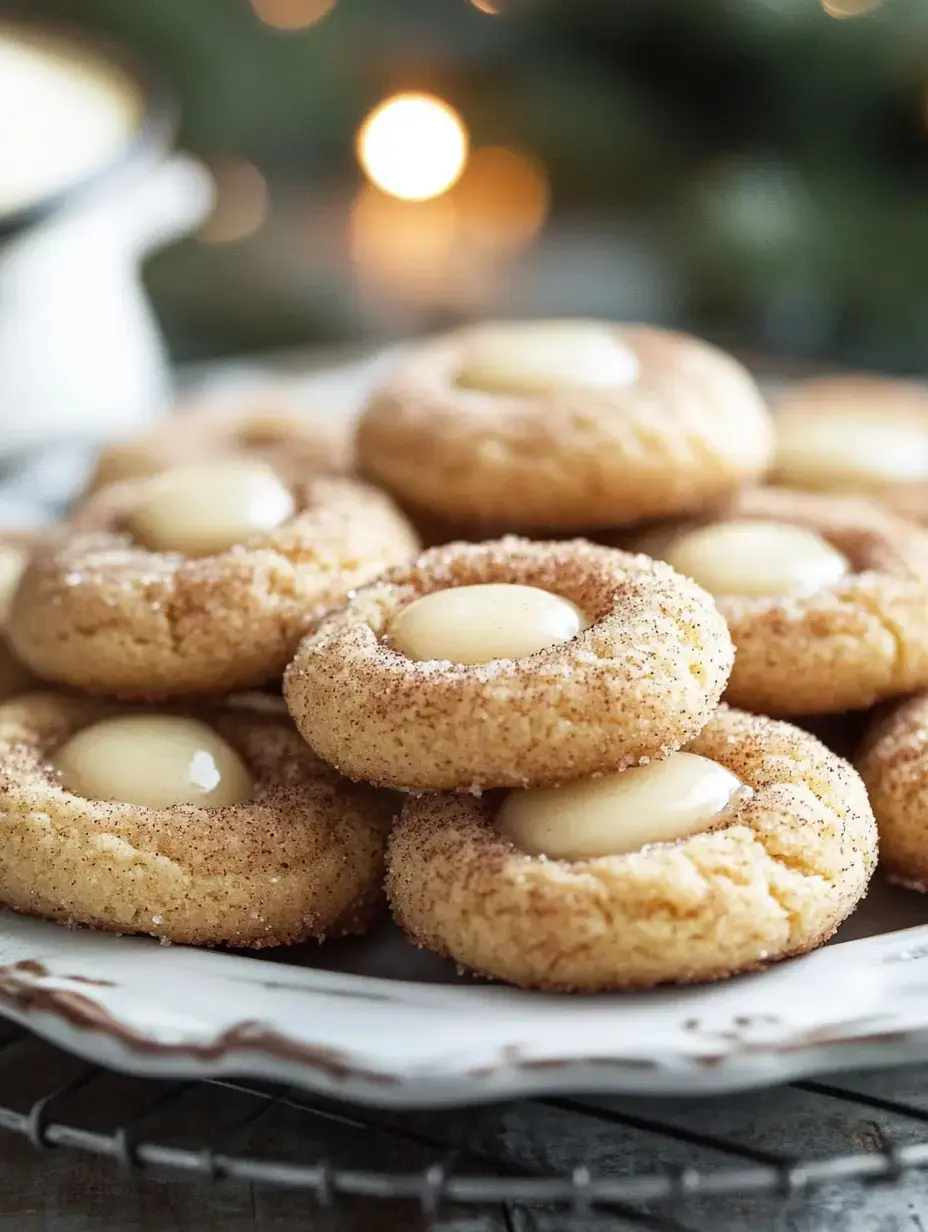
xmin=858 ymin=694 xmax=928 ymax=892
xmin=8 ymin=464 xmax=419 ymax=697
xmin=284 ymin=537 xmax=734 ymax=790
xmin=85 ymin=396 xmax=351 ymax=498
xmin=356 ymin=321 xmax=773 ymax=530
xmin=636 ymin=487 xmax=928 ymax=716
xmin=772 ymin=375 xmax=928 ymax=522
xmin=387 ymin=707 xmax=876 ymax=990
xmin=0 ymin=691 xmax=389 ymax=947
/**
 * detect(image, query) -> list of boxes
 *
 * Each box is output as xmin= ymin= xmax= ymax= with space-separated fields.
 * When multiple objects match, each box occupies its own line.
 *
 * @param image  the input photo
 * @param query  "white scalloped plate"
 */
xmin=1 ymin=877 xmax=928 ymax=1108
xmin=2 ymin=354 xmax=928 ymax=1108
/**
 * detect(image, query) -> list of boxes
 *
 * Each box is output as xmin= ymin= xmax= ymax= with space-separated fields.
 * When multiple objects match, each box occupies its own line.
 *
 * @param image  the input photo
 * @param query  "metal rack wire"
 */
xmin=6 ymin=1022 xmax=928 ymax=1229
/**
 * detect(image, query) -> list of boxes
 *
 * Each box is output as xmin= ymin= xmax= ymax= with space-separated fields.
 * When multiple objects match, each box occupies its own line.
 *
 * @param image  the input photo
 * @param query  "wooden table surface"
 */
xmin=4 ymin=1028 xmax=928 ymax=1231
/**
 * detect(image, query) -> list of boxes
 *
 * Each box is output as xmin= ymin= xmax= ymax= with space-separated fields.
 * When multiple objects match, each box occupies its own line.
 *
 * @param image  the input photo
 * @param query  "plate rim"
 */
xmin=4 ymin=911 xmax=928 ymax=1107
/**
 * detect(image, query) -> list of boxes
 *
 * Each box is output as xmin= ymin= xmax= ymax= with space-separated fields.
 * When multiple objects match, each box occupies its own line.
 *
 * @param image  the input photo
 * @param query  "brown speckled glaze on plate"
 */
xmin=2 ymin=877 xmax=928 ymax=1108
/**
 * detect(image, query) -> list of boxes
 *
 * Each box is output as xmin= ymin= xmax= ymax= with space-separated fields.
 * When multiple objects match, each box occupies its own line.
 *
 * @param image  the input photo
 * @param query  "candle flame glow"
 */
xmin=356 ymin=92 xmax=469 ymax=202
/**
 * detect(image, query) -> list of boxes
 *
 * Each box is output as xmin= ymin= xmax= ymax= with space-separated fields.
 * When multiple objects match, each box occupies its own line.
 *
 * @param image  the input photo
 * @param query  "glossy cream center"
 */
xmin=454 ymin=322 xmax=638 ymax=395
xmin=775 ymin=409 xmax=928 ymax=492
xmin=663 ymin=519 xmax=849 ymax=598
xmin=388 ymin=583 xmax=586 ymax=665
xmin=497 ymin=752 xmax=748 ymax=860
xmin=126 ymin=460 xmax=295 ymax=556
xmin=55 ymin=715 xmax=254 ymax=808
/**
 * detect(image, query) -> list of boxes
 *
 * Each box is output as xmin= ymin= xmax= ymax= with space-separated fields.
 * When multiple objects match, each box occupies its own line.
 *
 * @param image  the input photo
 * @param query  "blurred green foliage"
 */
xmin=21 ymin=0 xmax=928 ymax=369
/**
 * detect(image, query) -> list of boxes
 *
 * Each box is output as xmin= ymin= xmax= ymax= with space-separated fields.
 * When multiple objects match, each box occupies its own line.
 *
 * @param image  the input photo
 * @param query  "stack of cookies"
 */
xmin=284 ymin=535 xmax=876 ymax=989
xmin=0 ymin=398 xmax=419 ymax=948
xmin=4 ymin=317 xmax=928 ymax=994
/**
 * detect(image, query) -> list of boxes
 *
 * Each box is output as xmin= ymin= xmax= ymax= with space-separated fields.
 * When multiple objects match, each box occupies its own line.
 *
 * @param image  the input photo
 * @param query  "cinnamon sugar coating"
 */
xmin=84 ymin=398 xmax=352 ymax=498
xmin=356 ymin=322 xmax=773 ymax=531
xmin=8 ymin=475 xmax=419 ymax=697
xmin=387 ymin=707 xmax=876 ymax=990
xmin=0 ymin=692 xmax=390 ymax=947
xmin=858 ymin=693 xmax=928 ymax=892
xmin=284 ymin=537 xmax=734 ymax=790
xmin=637 ymin=487 xmax=928 ymax=716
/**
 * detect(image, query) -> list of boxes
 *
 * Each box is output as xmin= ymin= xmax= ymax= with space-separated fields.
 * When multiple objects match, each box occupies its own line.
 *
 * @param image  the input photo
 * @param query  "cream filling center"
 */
xmin=496 ymin=752 xmax=749 ymax=860
xmin=663 ymin=519 xmax=849 ymax=599
xmin=775 ymin=409 xmax=928 ymax=492
xmin=387 ymin=583 xmax=586 ymax=665
xmin=454 ymin=321 xmax=639 ymax=395
xmin=125 ymin=460 xmax=295 ymax=557
xmin=55 ymin=714 xmax=254 ymax=808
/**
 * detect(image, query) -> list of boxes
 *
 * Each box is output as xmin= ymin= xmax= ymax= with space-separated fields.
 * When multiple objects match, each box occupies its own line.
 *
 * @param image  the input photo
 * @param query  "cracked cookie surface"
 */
xmin=0 ymin=692 xmax=391 ymax=947
xmin=8 ymin=475 xmax=419 ymax=696
xmin=386 ymin=706 xmax=877 ymax=990
xmin=356 ymin=321 xmax=773 ymax=530
xmin=284 ymin=537 xmax=734 ymax=790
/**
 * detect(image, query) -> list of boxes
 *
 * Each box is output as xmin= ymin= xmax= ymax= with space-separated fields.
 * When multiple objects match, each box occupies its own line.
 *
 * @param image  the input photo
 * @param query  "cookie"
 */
xmin=356 ymin=320 xmax=773 ymax=531
xmin=387 ymin=706 xmax=877 ymax=990
xmin=772 ymin=375 xmax=928 ymax=521
xmin=8 ymin=463 xmax=419 ymax=696
xmin=284 ymin=537 xmax=733 ymax=790
xmin=0 ymin=533 xmax=36 ymax=702
xmin=635 ymin=487 xmax=928 ymax=716
xmin=85 ymin=395 xmax=351 ymax=498
xmin=858 ymin=693 xmax=928 ymax=892
xmin=0 ymin=691 xmax=390 ymax=946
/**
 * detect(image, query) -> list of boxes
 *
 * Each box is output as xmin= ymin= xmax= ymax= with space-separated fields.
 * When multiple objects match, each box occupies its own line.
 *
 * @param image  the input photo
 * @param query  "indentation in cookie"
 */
xmin=495 ymin=751 xmax=750 ymax=860
xmin=125 ymin=460 xmax=296 ymax=557
xmin=662 ymin=519 xmax=849 ymax=599
xmin=773 ymin=376 xmax=928 ymax=497
xmin=55 ymin=714 xmax=254 ymax=808
xmin=454 ymin=320 xmax=639 ymax=395
xmin=386 ymin=583 xmax=586 ymax=665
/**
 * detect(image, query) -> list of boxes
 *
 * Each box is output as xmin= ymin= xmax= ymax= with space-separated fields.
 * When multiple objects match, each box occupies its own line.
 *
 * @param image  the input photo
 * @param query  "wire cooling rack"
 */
xmin=6 ymin=1022 xmax=928 ymax=1229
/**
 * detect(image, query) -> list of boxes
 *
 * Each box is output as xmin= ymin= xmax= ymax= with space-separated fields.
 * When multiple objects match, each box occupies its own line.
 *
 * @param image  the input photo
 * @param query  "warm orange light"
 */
xmin=198 ymin=159 xmax=268 ymax=244
xmin=356 ymin=92 xmax=469 ymax=201
xmin=454 ymin=146 xmax=549 ymax=251
xmin=821 ymin=0 xmax=884 ymax=16
xmin=349 ymin=184 xmax=458 ymax=299
xmin=470 ymin=0 xmax=501 ymax=12
xmin=250 ymin=0 xmax=336 ymax=29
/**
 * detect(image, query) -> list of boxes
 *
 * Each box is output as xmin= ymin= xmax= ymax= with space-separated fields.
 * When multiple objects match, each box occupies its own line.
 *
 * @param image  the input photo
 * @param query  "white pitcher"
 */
xmin=0 ymin=23 xmax=213 ymax=461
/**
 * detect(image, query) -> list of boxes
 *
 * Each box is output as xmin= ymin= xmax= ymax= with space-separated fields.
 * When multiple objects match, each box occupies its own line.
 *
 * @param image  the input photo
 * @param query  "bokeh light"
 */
xmin=356 ymin=92 xmax=469 ymax=201
xmin=820 ymin=0 xmax=884 ymax=17
xmin=470 ymin=0 xmax=501 ymax=12
xmin=250 ymin=0 xmax=336 ymax=30
xmin=454 ymin=146 xmax=549 ymax=251
xmin=198 ymin=159 xmax=268 ymax=244
xmin=349 ymin=184 xmax=460 ymax=302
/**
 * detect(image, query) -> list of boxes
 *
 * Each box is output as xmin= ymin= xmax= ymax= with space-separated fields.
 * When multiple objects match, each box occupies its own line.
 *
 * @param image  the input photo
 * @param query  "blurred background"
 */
xmin=15 ymin=0 xmax=928 ymax=372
